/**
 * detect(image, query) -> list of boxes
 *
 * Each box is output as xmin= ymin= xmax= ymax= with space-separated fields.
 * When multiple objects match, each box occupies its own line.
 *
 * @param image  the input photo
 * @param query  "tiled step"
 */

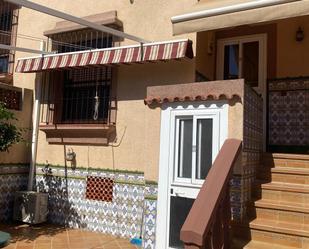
xmin=257 ymin=167 xmax=309 ymax=185
xmin=253 ymin=199 xmax=309 ymax=225
xmin=263 ymin=153 xmax=309 ymax=169
xmin=232 ymin=239 xmax=295 ymax=249
xmin=255 ymin=182 xmax=309 ymax=204
xmin=243 ymin=240 xmax=299 ymax=249
xmin=232 ymin=220 xmax=309 ymax=248
xmin=250 ymin=218 xmax=309 ymax=239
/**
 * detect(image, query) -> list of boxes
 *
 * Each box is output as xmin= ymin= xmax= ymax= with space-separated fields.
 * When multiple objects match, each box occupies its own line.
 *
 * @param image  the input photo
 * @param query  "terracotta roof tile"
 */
xmin=145 ymin=79 xmax=244 ymax=105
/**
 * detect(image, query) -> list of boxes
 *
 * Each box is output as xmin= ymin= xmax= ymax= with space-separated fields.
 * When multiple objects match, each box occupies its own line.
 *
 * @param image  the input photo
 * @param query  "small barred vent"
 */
xmin=85 ymin=176 xmax=114 ymax=202
xmin=0 ymin=87 xmax=21 ymax=110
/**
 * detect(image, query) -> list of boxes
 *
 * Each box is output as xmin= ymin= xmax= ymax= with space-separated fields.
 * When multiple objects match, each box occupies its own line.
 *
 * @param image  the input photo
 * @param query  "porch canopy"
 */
xmin=15 ymin=39 xmax=193 ymax=73
xmin=172 ymin=0 xmax=309 ymax=35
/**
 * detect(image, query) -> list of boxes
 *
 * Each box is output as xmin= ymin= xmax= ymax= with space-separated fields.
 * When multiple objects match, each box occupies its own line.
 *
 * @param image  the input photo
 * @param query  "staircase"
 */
xmin=233 ymin=153 xmax=309 ymax=249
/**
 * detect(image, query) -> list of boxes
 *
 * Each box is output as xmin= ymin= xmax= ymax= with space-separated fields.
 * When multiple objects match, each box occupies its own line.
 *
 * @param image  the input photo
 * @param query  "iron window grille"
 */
xmin=0 ymin=2 xmax=18 ymax=75
xmin=40 ymin=30 xmax=116 ymax=125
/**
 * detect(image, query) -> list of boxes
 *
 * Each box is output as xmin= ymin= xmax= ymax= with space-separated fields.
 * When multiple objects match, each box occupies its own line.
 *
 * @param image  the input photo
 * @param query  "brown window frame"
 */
xmin=39 ymin=29 xmax=118 ymax=145
xmin=0 ymin=2 xmax=19 ymax=83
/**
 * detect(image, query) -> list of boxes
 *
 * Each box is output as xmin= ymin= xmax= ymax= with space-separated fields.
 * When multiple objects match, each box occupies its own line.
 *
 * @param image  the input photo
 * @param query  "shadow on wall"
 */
xmin=36 ymin=168 xmax=86 ymax=229
xmin=116 ymin=60 xmax=195 ymax=101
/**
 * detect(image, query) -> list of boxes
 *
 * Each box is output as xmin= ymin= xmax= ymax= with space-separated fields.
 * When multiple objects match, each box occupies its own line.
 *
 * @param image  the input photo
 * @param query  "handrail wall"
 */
xmin=180 ymin=139 xmax=242 ymax=249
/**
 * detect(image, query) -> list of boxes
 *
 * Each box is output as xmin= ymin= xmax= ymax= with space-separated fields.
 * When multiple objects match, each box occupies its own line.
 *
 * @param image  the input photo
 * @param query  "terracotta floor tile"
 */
xmin=0 ymin=224 xmax=137 ymax=249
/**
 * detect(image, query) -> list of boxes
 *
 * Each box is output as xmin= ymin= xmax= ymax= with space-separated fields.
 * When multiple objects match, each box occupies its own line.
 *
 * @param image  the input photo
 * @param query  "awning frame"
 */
xmin=15 ymin=39 xmax=194 ymax=73
xmin=172 ymin=0 xmax=309 ymax=35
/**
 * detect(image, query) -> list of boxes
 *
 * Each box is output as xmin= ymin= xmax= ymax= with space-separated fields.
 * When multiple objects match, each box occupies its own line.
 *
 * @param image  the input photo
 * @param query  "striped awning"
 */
xmin=16 ymin=39 xmax=193 ymax=73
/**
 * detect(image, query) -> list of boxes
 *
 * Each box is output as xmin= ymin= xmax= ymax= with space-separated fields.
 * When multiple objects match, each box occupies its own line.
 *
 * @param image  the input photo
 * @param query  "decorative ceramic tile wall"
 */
xmin=230 ymin=85 xmax=263 ymax=221
xmin=268 ymin=78 xmax=309 ymax=146
xmin=143 ymin=183 xmax=158 ymax=249
xmin=35 ymin=165 xmax=158 ymax=249
xmin=0 ymin=164 xmax=29 ymax=221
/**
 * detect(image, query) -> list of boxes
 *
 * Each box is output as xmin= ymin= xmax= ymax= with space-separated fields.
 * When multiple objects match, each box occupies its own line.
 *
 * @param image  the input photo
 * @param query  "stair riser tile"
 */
xmin=261 ymin=189 xmax=309 ymax=204
xmin=255 ymin=208 xmax=309 ymax=225
xmin=251 ymin=229 xmax=302 ymax=248
xmin=257 ymin=171 xmax=309 ymax=184
xmin=264 ymin=159 xmax=309 ymax=169
xmin=271 ymin=173 xmax=309 ymax=185
xmin=255 ymin=208 xmax=278 ymax=222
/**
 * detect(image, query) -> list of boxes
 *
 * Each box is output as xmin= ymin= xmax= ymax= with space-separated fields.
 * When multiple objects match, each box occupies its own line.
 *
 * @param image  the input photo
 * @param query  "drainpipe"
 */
xmin=171 ymin=0 xmax=300 ymax=23
xmin=27 ymin=40 xmax=45 ymax=191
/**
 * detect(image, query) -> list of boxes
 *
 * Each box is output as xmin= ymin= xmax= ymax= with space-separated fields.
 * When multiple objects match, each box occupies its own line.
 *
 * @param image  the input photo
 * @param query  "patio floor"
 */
xmin=0 ymin=223 xmax=139 ymax=249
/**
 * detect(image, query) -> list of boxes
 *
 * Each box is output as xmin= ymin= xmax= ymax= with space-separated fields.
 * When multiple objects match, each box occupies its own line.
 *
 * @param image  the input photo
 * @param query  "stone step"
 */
xmin=253 ymin=199 xmax=309 ymax=225
xmin=250 ymin=219 xmax=309 ymax=246
xmin=263 ymin=153 xmax=309 ymax=169
xmin=232 ymin=239 xmax=296 ymax=249
xmin=257 ymin=167 xmax=309 ymax=185
xmin=255 ymin=182 xmax=309 ymax=204
xmin=232 ymin=220 xmax=309 ymax=248
xmin=243 ymin=240 xmax=299 ymax=249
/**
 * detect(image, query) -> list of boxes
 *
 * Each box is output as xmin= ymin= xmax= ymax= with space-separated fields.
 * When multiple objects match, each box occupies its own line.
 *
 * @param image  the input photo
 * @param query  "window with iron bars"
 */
xmin=0 ymin=2 xmax=18 ymax=76
xmin=41 ymin=30 xmax=115 ymax=125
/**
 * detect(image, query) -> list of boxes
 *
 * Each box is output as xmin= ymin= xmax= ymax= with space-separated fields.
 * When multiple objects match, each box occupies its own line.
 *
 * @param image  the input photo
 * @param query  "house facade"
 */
xmin=0 ymin=0 xmax=309 ymax=248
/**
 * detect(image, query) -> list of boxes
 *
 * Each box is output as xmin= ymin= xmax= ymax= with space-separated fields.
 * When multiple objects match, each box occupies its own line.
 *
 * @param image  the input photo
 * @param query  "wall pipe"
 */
xmin=171 ymin=0 xmax=301 ymax=23
xmin=27 ymin=41 xmax=45 ymax=191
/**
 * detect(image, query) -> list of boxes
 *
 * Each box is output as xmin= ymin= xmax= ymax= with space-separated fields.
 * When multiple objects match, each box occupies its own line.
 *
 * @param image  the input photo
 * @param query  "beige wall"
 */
xmin=11 ymin=1 xmax=201 ymax=181
xmin=0 ymin=89 xmax=33 ymax=164
xmin=196 ymin=15 xmax=309 ymax=81
xmin=13 ymin=1 xmax=309 ymax=181
xmin=36 ymin=60 xmax=195 ymax=181
xmin=277 ymin=16 xmax=309 ymax=78
xmin=14 ymin=0 xmax=198 ymax=90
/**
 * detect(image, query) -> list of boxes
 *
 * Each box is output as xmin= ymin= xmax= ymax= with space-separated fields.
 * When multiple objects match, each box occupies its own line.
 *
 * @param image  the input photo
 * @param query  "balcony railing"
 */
xmin=180 ymin=139 xmax=242 ymax=249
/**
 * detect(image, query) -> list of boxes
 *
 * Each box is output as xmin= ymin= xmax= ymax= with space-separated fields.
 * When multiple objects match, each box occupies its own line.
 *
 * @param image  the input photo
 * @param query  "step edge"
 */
xmin=264 ymin=153 xmax=309 ymax=160
xmin=243 ymin=240 xmax=297 ymax=249
xmin=260 ymin=182 xmax=309 ymax=193
xmin=250 ymin=219 xmax=309 ymax=237
xmin=254 ymin=200 xmax=309 ymax=213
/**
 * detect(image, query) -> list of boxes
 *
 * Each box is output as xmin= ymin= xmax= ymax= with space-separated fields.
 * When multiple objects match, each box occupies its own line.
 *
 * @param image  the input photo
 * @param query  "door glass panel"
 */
xmin=196 ymin=119 xmax=213 ymax=180
xmin=177 ymin=119 xmax=193 ymax=178
xmin=169 ymin=196 xmax=195 ymax=248
xmin=224 ymin=44 xmax=239 ymax=80
xmin=243 ymin=41 xmax=259 ymax=87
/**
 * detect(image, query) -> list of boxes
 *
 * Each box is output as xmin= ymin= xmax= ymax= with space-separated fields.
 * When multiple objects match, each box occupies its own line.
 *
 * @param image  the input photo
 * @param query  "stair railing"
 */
xmin=180 ymin=139 xmax=242 ymax=249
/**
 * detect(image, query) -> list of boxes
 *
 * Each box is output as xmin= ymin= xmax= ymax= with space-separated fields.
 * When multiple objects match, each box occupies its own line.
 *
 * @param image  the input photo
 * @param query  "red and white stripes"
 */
xmin=16 ymin=39 xmax=193 ymax=73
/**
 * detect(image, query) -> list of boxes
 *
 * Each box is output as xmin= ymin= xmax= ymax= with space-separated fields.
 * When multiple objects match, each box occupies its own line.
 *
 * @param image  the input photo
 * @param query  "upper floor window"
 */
xmin=0 ymin=2 xmax=18 ymax=78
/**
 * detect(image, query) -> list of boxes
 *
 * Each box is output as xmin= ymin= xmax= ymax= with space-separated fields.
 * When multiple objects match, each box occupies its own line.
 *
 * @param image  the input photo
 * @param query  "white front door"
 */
xmin=216 ymin=34 xmax=267 ymax=150
xmin=156 ymin=102 xmax=228 ymax=249
xmin=216 ymin=34 xmax=267 ymax=96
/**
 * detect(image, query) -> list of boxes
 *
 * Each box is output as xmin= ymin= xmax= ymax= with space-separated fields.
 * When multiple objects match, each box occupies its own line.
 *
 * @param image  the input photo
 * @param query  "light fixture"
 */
xmin=296 ymin=26 xmax=304 ymax=42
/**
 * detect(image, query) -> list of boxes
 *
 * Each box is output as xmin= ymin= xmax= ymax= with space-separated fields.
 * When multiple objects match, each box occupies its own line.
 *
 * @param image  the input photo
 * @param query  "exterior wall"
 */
xmin=0 ymin=88 xmax=33 ymax=164
xmin=0 ymin=165 xmax=29 ymax=221
xmin=277 ymin=16 xmax=309 ymax=78
xmin=9 ymin=1 xmax=197 ymax=246
xmin=196 ymin=15 xmax=309 ymax=81
xmin=268 ymin=77 xmax=309 ymax=148
xmin=13 ymin=0 xmax=197 ymax=89
xmin=35 ymin=164 xmax=158 ymax=249
xmin=230 ymin=86 xmax=263 ymax=221
xmin=11 ymin=1 xmax=198 ymax=183
xmin=36 ymin=60 xmax=195 ymax=182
